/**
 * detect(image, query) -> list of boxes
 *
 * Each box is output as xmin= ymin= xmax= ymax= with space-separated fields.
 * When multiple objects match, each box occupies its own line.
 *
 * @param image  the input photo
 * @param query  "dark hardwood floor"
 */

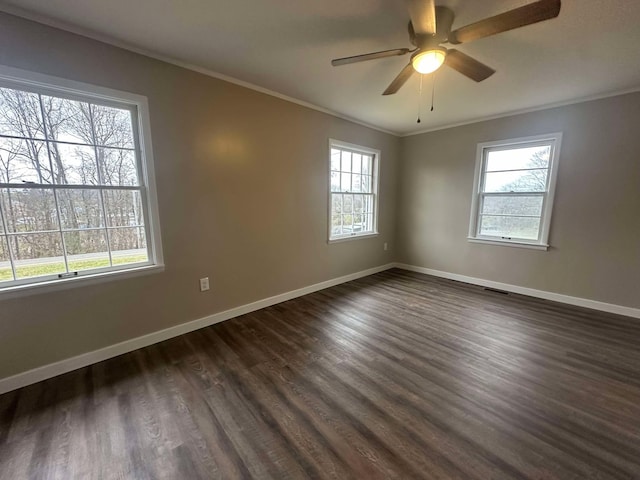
xmin=1 ymin=269 xmax=639 ymax=479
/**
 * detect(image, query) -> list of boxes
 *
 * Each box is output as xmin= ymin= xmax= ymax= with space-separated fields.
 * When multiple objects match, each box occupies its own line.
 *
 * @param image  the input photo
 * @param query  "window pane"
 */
xmin=103 ymin=190 xmax=144 ymax=227
xmin=352 ymin=174 xmax=363 ymax=193
xmin=481 ymin=195 xmax=544 ymax=216
xmin=42 ymin=96 xmax=93 ymax=145
xmin=479 ymin=215 xmax=541 ymax=240
xmin=343 ymin=195 xmax=353 ymax=214
xmin=486 ymin=145 xmax=550 ymax=172
xmin=109 ymin=227 xmax=148 ymax=265
xmin=362 ymin=155 xmax=371 ymax=175
xmin=0 ymin=84 xmax=156 ymax=287
xmin=0 ymin=237 xmax=11 ymax=282
xmin=98 ymin=148 xmax=138 ymax=186
xmin=330 ymin=149 xmax=340 ymax=171
xmin=91 ymin=104 xmax=135 ymax=149
xmin=341 ymin=150 xmax=351 ymax=172
xmin=331 ymin=193 xmax=343 ymax=214
xmin=342 ymin=214 xmax=353 ymax=233
xmin=0 ymin=87 xmax=46 ymax=139
xmin=330 ymin=171 xmax=339 ymax=191
xmin=0 ymin=137 xmax=52 ymax=183
xmin=361 ymin=174 xmax=373 ymax=194
xmin=0 ymin=188 xmax=59 ymax=233
xmin=483 ymin=169 xmax=548 ymax=193
xmin=8 ymin=233 xmax=66 ymax=279
xmin=340 ymin=172 xmax=351 ymax=192
xmin=331 ymin=214 xmax=342 ymax=236
xmin=354 ymin=195 xmax=363 ymax=213
xmin=329 ymin=146 xmax=376 ymax=239
xmin=352 ymin=154 xmax=361 ymax=174
xmin=65 ymin=229 xmax=110 ymax=272
xmin=50 ymin=143 xmax=98 ymax=185
xmin=57 ymin=189 xmax=103 ymax=229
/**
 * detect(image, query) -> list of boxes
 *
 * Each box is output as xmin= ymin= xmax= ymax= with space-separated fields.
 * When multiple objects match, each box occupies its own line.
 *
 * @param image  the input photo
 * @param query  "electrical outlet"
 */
xmin=383 ymin=242 xmax=388 ymax=251
xmin=199 ymin=277 xmax=210 ymax=292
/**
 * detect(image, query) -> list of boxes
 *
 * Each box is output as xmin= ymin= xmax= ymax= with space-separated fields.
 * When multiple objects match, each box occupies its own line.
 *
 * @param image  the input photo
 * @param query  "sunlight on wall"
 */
xmin=207 ymin=133 xmax=250 ymax=166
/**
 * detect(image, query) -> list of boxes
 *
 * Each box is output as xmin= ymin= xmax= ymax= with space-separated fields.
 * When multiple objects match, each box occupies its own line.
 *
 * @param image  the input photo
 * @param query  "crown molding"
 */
xmin=401 ymin=86 xmax=640 ymax=137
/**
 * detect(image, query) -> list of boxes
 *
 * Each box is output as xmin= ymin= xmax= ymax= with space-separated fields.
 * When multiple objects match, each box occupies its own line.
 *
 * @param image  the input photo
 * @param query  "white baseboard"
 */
xmin=394 ymin=263 xmax=640 ymax=319
xmin=0 ymin=263 xmax=395 ymax=395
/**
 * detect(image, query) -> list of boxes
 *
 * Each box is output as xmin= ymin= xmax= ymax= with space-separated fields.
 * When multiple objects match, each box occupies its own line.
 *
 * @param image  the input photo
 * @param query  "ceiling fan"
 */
xmin=331 ymin=0 xmax=561 ymax=95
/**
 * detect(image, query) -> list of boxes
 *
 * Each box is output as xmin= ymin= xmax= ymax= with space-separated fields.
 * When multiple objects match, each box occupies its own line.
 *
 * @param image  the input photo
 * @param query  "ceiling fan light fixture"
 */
xmin=411 ymin=48 xmax=446 ymax=74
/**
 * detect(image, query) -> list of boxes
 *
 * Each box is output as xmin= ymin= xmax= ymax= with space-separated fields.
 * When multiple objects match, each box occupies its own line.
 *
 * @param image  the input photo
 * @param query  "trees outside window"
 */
xmin=328 ymin=140 xmax=379 ymax=242
xmin=0 ymin=79 xmax=157 ymax=288
xmin=468 ymin=133 xmax=562 ymax=249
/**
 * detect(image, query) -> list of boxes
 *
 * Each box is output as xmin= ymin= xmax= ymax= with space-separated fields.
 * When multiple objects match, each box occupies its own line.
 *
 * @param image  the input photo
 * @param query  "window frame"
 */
xmin=0 ymin=65 xmax=163 ymax=299
xmin=327 ymin=139 xmax=380 ymax=243
xmin=468 ymin=132 xmax=562 ymax=250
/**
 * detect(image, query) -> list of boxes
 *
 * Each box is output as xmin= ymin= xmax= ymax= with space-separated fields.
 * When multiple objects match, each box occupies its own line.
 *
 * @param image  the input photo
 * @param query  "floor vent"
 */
xmin=484 ymin=287 xmax=510 ymax=295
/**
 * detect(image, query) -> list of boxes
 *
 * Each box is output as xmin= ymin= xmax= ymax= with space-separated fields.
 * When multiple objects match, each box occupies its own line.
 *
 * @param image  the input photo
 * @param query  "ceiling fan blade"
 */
xmin=406 ymin=0 xmax=436 ymax=35
xmin=449 ymin=0 xmax=561 ymax=45
xmin=331 ymin=48 xmax=411 ymax=66
xmin=383 ymin=63 xmax=415 ymax=95
xmin=444 ymin=49 xmax=495 ymax=82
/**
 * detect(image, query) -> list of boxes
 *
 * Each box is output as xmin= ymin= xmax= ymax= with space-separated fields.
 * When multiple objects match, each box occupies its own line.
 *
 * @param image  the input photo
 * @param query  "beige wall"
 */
xmin=2 ymin=11 xmax=638 ymax=384
xmin=0 ymin=13 xmax=399 ymax=379
xmin=397 ymin=93 xmax=640 ymax=309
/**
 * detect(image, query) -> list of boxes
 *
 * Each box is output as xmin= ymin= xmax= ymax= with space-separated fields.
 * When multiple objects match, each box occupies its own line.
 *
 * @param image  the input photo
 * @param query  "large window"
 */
xmin=468 ymin=133 xmax=562 ymax=249
xmin=329 ymin=140 xmax=379 ymax=241
xmin=0 ymin=67 xmax=162 ymax=294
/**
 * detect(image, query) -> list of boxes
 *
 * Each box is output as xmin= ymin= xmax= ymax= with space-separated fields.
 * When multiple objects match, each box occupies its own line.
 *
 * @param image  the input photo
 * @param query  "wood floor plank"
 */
xmin=267 ymin=298 xmax=585 ymax=479
xmin=1 ymin=269 xmax=639 ymax=479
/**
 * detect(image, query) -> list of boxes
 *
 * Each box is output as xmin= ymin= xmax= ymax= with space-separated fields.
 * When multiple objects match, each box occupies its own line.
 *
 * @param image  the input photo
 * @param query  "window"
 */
xmin=0 ymin=66 xmax=162 ymax=294
xmin=468 ymin=133 xmax=562 ymax=250
xmin=329 ymin=140 xmax=379 ymax=241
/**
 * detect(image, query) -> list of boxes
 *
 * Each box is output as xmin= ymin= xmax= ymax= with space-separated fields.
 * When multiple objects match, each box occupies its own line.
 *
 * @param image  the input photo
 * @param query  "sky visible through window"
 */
xmin=483 ymin=146 xmax=550 ymax=192
xmin=329 ymin=146 xmax=376 ymax=240
xmin=477 ymin=143 xmax=552 ymax=241
xmin=0 ymin=85 xmax=149 ymax=285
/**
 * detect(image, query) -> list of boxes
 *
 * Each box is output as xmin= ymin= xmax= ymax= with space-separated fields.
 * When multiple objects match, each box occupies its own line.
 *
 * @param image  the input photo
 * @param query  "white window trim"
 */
xmin=327 ymin=139 xmax=380 ymax=243
xmin=0 ymin=64 xmax=164 ymax=299
xmin=468 ymin=132 xmax=562 ymax=250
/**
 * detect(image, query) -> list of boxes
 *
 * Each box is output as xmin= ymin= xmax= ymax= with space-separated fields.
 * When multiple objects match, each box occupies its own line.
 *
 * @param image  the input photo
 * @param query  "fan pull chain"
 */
xmin=431 ymin=70 xmax=437 ymax=112
xmin=417 ymin=74 xmax=423 ymax=124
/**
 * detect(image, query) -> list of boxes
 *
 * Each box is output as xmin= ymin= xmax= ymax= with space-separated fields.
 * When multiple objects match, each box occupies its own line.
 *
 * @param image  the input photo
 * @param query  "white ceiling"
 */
xmin=2 ymin=0 xmax=640 ymax=135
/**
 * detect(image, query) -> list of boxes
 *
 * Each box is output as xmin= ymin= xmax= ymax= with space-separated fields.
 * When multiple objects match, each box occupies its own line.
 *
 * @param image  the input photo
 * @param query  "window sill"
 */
xmin=328 ymin=232 xmax=379 ymax=244
xmin=0 ymin=264 xmax=165 ymax=301
xmin=467 ymin=237 xmax=549 ymax=251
